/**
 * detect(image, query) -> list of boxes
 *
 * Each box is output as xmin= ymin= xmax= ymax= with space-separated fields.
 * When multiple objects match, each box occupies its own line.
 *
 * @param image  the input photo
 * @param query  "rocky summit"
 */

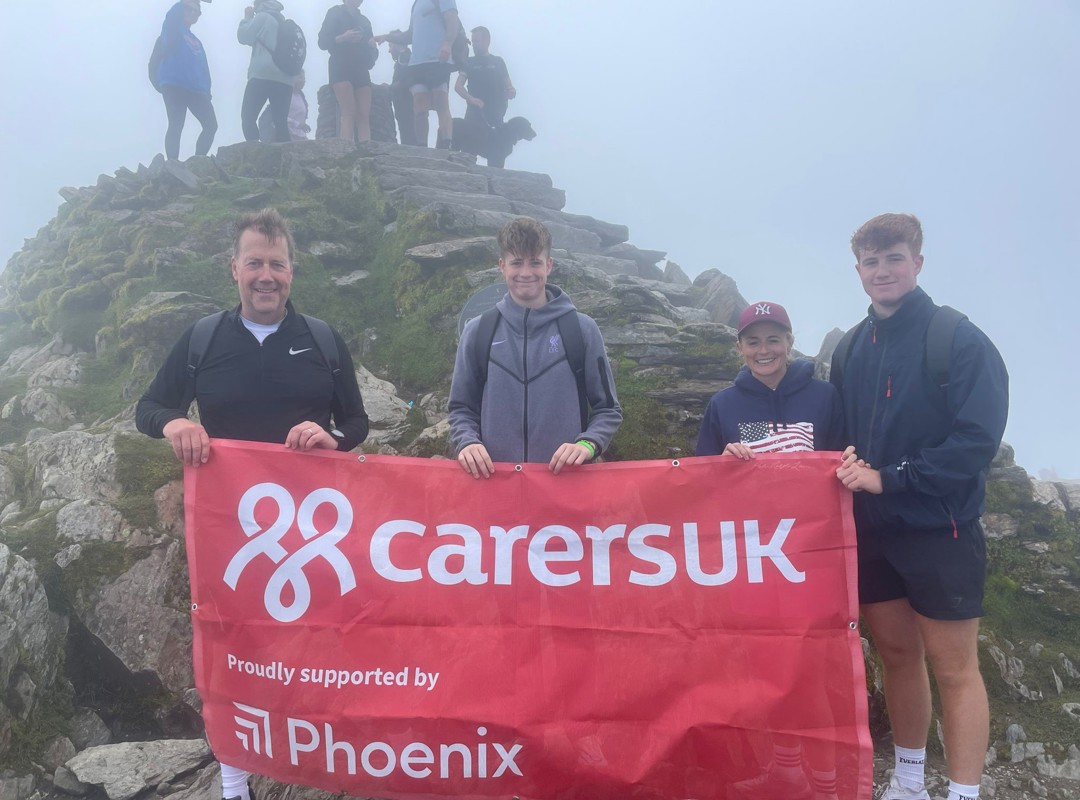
xmin=0 ymin=139 xmax=1077 ymax=800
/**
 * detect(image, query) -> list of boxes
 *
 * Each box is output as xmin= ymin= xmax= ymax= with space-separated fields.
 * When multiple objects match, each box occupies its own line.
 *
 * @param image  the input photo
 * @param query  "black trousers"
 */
xmin=162 ymin=85 xmax=218 ymax=160
xmin=241 ymin=78 xmax=291 ymax=143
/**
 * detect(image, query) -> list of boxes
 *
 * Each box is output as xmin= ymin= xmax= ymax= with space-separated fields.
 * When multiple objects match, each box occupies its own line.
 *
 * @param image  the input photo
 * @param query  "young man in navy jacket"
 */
xmin=834 ymin=214 xmax=1008 ymax=800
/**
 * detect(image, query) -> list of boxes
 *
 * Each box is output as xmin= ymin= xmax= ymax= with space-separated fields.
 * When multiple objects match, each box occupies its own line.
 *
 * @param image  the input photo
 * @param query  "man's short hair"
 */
xmin=232 ymin=207 xmax=296 ymax=263
xmin=471 ymin=25 xmax=490 ymax=38
xmin=498 ymin=217 xmax=551 ymax=257
xmin=850 ymin=213 xmax=923 ymax=259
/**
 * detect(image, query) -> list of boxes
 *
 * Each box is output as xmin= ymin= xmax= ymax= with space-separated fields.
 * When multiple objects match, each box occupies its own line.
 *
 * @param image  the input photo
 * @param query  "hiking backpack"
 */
xmin=470 ymin=307 xmax=590 ymax=432
xmin=148 ymin=35 xmax=168 ymax=92
xmin=829 ymin=305 xmax=967 ymax=393
xmin=181 ymin=311 xmax=343 ymax=413
xmin=265 ymin=14 xmax=307 ymax=76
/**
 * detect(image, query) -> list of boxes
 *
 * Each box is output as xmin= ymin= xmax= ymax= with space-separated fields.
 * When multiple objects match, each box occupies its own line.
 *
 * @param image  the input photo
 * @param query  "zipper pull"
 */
xmin=886 ymin=376 xmax=892 ymax=398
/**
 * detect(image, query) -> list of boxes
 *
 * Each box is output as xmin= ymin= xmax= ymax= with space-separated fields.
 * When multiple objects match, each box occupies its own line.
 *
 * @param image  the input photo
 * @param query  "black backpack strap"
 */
xmin=182 ymin=310 xmax=229 ymax=414
xmin=470 ymin=307 xmax=501 ymax=387
xmin=300 ymin=314 xmax=341 ymax=377
xmin=300 ymin=314 xmax=346 ymax=416
xmin=829 ymin=318 xmax=867 ymax=392
xmin=556 ymin=311 xmax=588 ymax=432
xmin=926 ymin=305 xmax=967 ymax=391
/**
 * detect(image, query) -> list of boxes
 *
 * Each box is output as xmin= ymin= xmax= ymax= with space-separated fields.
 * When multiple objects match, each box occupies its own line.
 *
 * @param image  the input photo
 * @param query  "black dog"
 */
xmin=451 ymin=115 xmax=536 ymax=169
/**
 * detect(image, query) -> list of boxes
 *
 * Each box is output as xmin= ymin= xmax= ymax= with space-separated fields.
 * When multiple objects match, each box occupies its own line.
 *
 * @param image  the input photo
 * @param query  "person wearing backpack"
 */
xmin=237 ymin=1 xmax=301 ymax=143
xmin=153 ymin=0 xmax=217 ymax=161
xmin=832 ymin=214 xmax=1008 ymax=800
xmin=135 ymin=209 xmax=369 ymax=800
xmin=377 ymin=0 xmax=463 ymax=149
xmin=318 ymin=0 xmax=377 ymax=142
xmin=448 ymin=217 xmax=622 ymax=478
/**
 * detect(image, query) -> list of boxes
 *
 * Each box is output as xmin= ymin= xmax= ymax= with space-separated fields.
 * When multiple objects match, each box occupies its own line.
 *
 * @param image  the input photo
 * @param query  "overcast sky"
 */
xmin=2 ymin=1 xmax=1078 ymax=477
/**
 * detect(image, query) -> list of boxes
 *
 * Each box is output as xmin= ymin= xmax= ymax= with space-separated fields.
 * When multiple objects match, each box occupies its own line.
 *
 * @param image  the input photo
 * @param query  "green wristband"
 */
xmin=576 ymin=439 xmax=597 ymax=459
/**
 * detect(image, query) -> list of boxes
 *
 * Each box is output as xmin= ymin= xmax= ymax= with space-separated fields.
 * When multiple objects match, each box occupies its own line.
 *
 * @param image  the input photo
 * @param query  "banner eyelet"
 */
xmin=514 ymin=464 xmax=523 ymax=472
xmin=672 ymin=459 xmax=681 ymax=467
xmin=191 ymin=603 xmax=198 ymax=612
xmin=357 ymin=455 xmax=367 ymax=463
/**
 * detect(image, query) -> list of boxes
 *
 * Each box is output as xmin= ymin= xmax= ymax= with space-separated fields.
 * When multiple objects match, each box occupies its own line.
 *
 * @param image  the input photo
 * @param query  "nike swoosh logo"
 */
xmin=289 ymin=347 xmax=313 ymax=355
xmin=492 ymin=340 xmax=506 ymax=346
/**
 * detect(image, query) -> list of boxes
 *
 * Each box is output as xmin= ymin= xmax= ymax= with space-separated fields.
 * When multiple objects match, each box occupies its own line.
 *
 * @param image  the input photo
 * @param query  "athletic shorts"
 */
xmin=408 ymin=61 xmax=452 ymax=93
xmin=329 ymin=58 xmax=371 ymax=89
xmin=857 ymin=519 xmax=986 ymax=620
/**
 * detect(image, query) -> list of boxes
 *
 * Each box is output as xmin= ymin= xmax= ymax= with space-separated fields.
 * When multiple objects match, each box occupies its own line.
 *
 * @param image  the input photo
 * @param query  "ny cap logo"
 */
xmin=755 ymin=303 xmax=772 ymax=316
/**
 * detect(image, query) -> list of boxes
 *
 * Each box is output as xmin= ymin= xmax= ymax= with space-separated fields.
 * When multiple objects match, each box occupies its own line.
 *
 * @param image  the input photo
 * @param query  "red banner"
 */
xmin=185 ymin=441 xmax=871 ymax=800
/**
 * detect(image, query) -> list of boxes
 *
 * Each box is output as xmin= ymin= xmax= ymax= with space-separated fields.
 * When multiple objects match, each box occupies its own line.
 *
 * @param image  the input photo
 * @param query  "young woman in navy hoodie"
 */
xmin=696 ymin=302 xmax=845 ymax=799
xmin=696 ymin=301 xmax=844 ymax=458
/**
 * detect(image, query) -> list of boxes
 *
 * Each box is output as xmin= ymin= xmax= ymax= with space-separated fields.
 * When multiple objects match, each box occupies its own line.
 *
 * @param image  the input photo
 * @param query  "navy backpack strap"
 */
xmin=926 ymin=305 xmax=967 ymax=391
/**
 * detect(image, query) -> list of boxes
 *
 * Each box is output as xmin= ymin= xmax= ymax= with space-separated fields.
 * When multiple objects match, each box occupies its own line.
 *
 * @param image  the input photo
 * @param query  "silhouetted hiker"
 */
xmin=389 ymin=41 xmax=417 ymax=145
xmin=318 ymin=0 xmax=377 ymax=142
xmin=454 ymin=25 xmax=515 ymax=128
xmin=237 ymin=1 xmax=302 ymax=143
xmin=377 ymin=0 xmax=462 ymax=149
xmin=257 ymin=72 xmax=310 ymax=141
xmin=152 ymin=0 xmax=217 ymax=161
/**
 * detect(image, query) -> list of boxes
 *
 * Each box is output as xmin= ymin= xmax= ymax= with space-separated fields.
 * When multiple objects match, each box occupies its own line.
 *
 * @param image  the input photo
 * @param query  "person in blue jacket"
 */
xmin=696 ymin=301 xmax=844 ymax=459
xmin=156 ymin=0 xmax=217 ymax=161
xmin=834 ymin=213 xmax=1008 ymax=800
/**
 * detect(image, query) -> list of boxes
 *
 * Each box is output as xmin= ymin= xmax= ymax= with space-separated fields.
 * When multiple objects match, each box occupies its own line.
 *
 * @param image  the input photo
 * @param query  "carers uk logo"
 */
xmin=224 ymin=483 xmax=357 ymax=622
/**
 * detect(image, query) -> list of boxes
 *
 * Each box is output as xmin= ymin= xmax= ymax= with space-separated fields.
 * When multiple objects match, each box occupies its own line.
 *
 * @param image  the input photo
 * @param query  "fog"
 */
xmin=3 ymin=1 xmax=1077 ymax=476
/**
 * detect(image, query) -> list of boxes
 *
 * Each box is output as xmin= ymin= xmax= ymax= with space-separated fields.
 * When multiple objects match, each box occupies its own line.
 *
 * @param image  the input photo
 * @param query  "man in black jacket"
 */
xmin=136 ymin=208 xmax=367 ymax=800
xmin=834 ymin=213 xmax=1008 ymax=800
xmin=137 ymin=207 xmax=368 ymax=467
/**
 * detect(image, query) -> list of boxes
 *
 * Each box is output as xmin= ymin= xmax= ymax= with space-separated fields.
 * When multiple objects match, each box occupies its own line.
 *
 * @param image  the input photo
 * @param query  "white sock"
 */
xmin=894 ymin=745 xmax=926 ymax=790
xmin=810 ymin=767 xmax=837 ymax=795
xmin=219 ymin=763 xmax=251 ymax=800
xmin=947 ymin=780 xmax=980 ymax=800
xmin=772 ymin=742 xmax=803 ymax=780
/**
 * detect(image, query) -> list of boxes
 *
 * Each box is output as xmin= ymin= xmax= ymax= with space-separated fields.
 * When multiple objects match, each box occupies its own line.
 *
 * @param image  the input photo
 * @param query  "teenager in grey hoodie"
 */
xmin=449 ymin=217 xmax=622 ymax=478
xmin=237 ymin=0 xmax=293 ymax=142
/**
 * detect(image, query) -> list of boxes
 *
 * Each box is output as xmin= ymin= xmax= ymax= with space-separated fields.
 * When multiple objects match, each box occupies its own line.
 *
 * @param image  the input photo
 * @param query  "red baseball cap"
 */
xmin=737 ymin=301 xmax=792 ymax=335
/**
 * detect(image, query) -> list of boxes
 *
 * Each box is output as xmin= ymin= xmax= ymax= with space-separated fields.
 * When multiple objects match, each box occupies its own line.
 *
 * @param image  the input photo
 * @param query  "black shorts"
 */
xmin=408 ymin=61 xmax=452 ymax=93
xmin=857 ymin=519 xmax=986 ymax=620
xmin=329 ymin=57 xmax=371 ymax=89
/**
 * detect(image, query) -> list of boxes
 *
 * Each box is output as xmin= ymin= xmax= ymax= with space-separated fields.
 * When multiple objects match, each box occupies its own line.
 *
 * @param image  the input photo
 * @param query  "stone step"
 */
xmin=385 ymin=185 xmax=512 ymax=214
xmin=487 ymin=176 xmax=565 ymax=210
xmin=424 ymin=202 xmax=603 ymax=253
xmin=375 ymin=167 xmax=489 ymax=195
xmin=509 ymin=202 xmax=629 ymax=247
xmin=405 ymin=237 xmax=500 ymax=267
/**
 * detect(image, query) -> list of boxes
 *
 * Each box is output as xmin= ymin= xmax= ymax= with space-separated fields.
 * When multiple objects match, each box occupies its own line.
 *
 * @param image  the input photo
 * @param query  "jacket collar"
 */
xmin=868 ymin=286 xmax=934 ymax=331
xmin=227 ymin=299 xmax=298 ymax=329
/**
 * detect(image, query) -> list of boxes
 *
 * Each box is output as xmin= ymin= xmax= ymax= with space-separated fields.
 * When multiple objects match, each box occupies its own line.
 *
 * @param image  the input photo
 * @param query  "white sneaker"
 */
xmin=876 ymin=775 xmax=931 ymax=800
xmin=728 ymin=767 xmax=813 ymax=800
